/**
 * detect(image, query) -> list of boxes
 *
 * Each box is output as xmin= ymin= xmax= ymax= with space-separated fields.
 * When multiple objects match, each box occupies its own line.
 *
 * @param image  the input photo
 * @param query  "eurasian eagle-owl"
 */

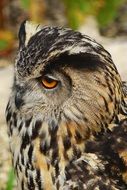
xmin=6 ymin=21 xmax=127 ymax=190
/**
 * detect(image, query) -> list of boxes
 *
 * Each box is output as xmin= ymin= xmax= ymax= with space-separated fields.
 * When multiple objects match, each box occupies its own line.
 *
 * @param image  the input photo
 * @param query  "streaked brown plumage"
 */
xmin=6 ymin=21 xmax=127 ymax=190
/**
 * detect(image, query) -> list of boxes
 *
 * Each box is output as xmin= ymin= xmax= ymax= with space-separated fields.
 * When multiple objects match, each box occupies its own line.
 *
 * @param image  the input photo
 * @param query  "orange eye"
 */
xmin=41 ymin=76 xmax=58 ymax=89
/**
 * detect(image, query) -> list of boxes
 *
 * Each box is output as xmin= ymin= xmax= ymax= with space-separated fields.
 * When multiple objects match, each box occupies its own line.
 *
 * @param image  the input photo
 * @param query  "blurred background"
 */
xmin=0 ymin=0 xmax=127 ymax=189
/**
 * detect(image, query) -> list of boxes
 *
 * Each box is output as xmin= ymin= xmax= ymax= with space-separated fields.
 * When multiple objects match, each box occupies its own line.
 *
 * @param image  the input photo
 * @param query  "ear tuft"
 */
xmin=18 ymin=20 xmax=42 ymax=48
xmin=18 ymin=20 xmax=26 ymax=48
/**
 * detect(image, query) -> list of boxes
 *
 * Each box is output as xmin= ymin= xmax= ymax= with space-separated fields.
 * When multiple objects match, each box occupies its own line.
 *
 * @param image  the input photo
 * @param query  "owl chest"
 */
xmin=8 ymin=125 xmax=86 ymax=189
xmin=9 ymin=130 xmax=100 ymax=190
xmin=8 ymin=125 xmax=67 ymax=189
xmin=7 ymin=111 xmax=126 ymax=190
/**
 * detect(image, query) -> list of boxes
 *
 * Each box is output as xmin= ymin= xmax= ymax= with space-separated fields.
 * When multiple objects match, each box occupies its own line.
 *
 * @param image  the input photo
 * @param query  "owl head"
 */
xmin=12 ymin=21 xmax=124 ymax=135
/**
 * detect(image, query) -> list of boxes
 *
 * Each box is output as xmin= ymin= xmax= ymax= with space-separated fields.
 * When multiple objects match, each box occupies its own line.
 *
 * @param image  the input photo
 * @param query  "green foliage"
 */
xmin=18 ymin=0 xmax=126 ymax=29
xmin=0 ymin=40 xmax=8 ymax=50
xmin=6 ymin=168 xmax=15 ymax=190
xmin=20 ymin=0 xmax=30 ymax=10
xmin=63 ymin=0 xmax=125 ymax=29
xmin=63 ymin=0 xmax=98 ymax=29
xmin=97 ymin=0 xmax=125 ymax=27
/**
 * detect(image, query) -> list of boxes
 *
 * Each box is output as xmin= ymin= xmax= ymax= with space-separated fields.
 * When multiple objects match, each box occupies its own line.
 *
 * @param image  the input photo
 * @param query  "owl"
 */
xmin=6 ymin=21 xmax=127 ymax=190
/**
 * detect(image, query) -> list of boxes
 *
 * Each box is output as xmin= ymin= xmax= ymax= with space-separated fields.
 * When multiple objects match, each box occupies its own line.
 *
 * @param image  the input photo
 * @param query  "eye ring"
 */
xmin=41 ymin=75 xmax=58 ymax=89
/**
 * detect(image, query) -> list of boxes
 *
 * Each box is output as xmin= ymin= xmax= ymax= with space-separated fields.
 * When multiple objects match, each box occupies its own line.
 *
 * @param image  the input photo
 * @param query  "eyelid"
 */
xmin=43 ymin=74 xmax=58 ymax=81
